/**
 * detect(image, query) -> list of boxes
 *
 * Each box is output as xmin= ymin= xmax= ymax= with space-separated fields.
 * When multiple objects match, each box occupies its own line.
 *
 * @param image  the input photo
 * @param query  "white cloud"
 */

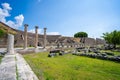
xmin=28 ymin=28 xmax=42 ymax=34
xmin=0 ymin=3 xmax=24 ymax=29
xmin=0 ymin=3 xmax=11 ymax=23
xmin=47 ymin=32 xmax=60 ymax=35
xmin=6 ymin=14 xmax=24 ymax=29
xmin=29 ymin=28 xmax=60 ymax=35
xmin=15 ymin=14 xmax=24 ymax=26
xmin=2 ymin=3 xmax=12 ymax=10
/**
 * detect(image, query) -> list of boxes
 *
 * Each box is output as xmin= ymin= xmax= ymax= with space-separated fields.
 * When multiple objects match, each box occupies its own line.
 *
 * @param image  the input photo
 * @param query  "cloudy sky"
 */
xmin=0 ymin=0 xmax=120 ymax=38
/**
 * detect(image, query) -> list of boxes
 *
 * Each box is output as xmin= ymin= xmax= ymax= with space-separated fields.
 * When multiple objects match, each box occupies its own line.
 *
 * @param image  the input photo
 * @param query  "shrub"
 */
xmin=0 ymin=29 xmax=6 ymax=38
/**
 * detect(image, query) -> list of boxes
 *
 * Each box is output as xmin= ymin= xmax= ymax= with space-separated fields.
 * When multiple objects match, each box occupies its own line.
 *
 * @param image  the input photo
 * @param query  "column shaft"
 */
xmin=35 ymin=26 xmax=38 ymax=48
xmin=24 ymin=24 xmax=28 ymax=49
xmin=44 ymin=28 xmax=47 ymax=48
xmin=7 ymin=34 xmax=14 ymax=54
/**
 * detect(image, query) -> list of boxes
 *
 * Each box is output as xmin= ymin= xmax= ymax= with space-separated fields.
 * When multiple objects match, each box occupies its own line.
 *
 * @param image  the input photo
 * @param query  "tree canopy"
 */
xmin=74 ymin=32 xmax=88 ymax=38
xmin=102 ymin=30 xmax=120 ymax=48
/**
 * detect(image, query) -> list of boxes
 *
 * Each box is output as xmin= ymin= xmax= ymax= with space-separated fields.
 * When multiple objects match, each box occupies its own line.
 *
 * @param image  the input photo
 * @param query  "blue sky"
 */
xmin=0 ymin=0 xmax=120 ymax=38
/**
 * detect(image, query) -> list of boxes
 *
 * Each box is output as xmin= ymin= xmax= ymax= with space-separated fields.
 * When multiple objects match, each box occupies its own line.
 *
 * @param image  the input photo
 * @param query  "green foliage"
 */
xmin=100 ymin=50 xmax=120 ymax=55
xmin=0 ymin=56 xmax=3 ymax=63
xmin=24 ymin=52 xmax=120 ymax=80
xmin=102 ymin=30 xmax=120 ymax=47
xmin=74 ymin=32 xmax=88 ymax=38
xmin=0 ymin=29 xmax=5 ymax=37
xmin=0 ymin=24 xmax=17 ymax=35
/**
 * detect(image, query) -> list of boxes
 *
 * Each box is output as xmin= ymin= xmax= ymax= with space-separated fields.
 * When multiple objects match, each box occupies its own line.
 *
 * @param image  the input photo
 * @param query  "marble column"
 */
xmin=24 ymin=24 xmax=28 ymax=49
xmin=7 ymin=34 xmax=14 ymax=54
xmin=35 ymin=26 xmax=38 ymax=48
xmin=43 ymin=28 xmax=47 ymax=48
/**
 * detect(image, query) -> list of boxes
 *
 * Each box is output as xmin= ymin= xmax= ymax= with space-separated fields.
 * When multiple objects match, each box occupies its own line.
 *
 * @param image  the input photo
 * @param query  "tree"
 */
xmin=74 ymin=32 xmax=88 ymax=38
xmin=102 ymin=30 xmax=120 ymax=48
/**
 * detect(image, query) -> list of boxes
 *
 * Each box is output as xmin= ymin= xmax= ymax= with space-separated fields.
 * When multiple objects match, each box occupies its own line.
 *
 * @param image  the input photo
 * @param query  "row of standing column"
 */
xmin=24 ymin=24 xmax=47 ymax=49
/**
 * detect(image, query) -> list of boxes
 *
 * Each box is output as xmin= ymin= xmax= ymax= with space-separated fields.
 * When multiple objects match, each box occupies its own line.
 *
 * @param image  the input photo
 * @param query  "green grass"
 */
xmin=100 ymin=50 xmax=120 ymax=55
xmin=0 ymin=56 xmax=2 ymax=62
xmin=24 ymin=52 xmax=120 ymax=80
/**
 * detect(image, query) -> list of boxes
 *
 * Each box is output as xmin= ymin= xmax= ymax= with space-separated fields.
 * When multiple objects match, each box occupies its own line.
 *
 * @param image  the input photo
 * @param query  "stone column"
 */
xmin=7 ymin=34 xmax=14 ymax=54
xmin=43 ymin=28 xmax=47 ymax=48
xmin=24 ymin=24 xmax=28 ymax=49
xmin=35 ymin=26 xmax=39 ymax=48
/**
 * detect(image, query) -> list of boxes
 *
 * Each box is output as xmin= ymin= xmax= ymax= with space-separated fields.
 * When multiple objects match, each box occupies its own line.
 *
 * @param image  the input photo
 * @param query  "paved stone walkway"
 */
xmin=0 ymin=54 xmax=16 ymax=80
xmin=0 ymin=53 xmax=39 ymax=80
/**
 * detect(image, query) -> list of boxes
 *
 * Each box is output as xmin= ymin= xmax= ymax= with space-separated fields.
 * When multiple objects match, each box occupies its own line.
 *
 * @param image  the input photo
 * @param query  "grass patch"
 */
xmin=100 ymin=50 xmax=120 ymax=55
xmin=15 ymin=56 xmax=19 ymax=80
xmin=24 ymin=52 xmax=120 ymax=80
xmin=0 ymin=56 xmax=3 ymax=63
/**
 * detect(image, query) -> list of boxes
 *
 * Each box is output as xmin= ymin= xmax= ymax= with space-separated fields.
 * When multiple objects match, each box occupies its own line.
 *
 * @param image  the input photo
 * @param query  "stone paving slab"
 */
xmin=0 ymin=53 xmax=39 ymax=80
xmin=16 ymin=53 xmax=39 ymax=80
xmin=0 ymin=54 xmax=16 ymax=80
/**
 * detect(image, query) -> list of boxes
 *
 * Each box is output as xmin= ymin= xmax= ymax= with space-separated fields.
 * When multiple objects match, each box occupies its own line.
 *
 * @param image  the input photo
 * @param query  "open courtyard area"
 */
xmin=24 ymin=52 xmax=120 ymax=80
xmin=1 ymin=0 xmax=120 ymax=80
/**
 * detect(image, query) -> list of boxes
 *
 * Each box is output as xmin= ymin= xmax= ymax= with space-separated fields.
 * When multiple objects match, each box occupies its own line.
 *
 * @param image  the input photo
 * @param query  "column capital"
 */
xmin=35 ymin=26 xmax=39 ymax=29
xmin=44 ymin=27 xmax=47 ymax=30
xmin=24 ymin=24 xmax=28 ymax=27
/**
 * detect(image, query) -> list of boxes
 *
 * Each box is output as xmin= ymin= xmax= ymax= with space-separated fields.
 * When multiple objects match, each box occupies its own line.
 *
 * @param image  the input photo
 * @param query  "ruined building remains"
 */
xmin=0 ymin=22 xmax=105 ymax=48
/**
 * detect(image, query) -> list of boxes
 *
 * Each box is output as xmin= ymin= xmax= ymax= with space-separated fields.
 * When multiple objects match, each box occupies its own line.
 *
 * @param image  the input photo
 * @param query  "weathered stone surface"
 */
xmin=16 ymin=47 xmax=46 ymax=54
xmin=35 ymin=26 xmax=39 ymax=48
xmin=16 ymin=53 xmax=39 ymax=80
xmin=24 ymin=24 xmax=28 ymax=49
xmin=7 ymin=34 xmax=14 ymax=54
xmin=0 ymin=53 xmax=39 ymax=80
xmin=43 ymin=28 xmax=47 ymax=48
xmin=0 ymin=54 xmax=16 ymax=80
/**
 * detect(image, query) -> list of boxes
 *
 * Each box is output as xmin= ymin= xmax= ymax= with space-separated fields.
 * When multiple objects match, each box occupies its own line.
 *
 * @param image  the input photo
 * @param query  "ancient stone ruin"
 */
xmin=0 ymin=21 xmax=106 ymax=50
xmin=7 ymin=34 xmax=14 ymax=54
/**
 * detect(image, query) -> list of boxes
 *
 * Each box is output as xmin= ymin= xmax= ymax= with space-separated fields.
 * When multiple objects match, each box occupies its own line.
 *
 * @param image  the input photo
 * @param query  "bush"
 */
xmin=0 ymin=29 xmax=6 ymax=37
